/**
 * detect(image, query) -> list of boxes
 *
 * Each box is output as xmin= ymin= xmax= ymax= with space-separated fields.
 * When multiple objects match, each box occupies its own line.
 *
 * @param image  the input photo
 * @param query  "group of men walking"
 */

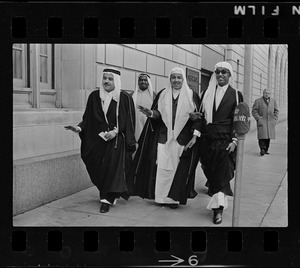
xmin=65 ymin=61 xmax=279 ymax=225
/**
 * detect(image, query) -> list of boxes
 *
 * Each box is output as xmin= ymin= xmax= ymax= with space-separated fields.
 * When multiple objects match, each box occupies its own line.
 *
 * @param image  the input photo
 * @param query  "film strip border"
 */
xmin=1 ymin=2 xmax=299 ymax=42
xmin=10 ymin=16 xmax=284 ymax=39
xmin=6 ymin=229 xmax=300 ymax=266
xmin=1 ymin=1 xmax=299 ymax=267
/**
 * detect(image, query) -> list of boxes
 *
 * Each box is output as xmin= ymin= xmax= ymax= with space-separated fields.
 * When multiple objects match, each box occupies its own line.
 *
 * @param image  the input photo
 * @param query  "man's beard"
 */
xmin=139 ymin=86 xmax=148 ymax=91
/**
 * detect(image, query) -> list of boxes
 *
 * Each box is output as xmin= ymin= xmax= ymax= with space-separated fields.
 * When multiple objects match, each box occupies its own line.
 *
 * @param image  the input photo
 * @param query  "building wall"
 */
xmin=13 ymin=109 xmax=92 ymax=215
xmin=252 ymin=45 xmax=269 ymax=102
xmin=13 ymin=153 xmax=91 ymax=216
xmin=13 ymin=44 xmax=288 ymax=215
xmin=225 ymin=44 xmax=245 ymax=92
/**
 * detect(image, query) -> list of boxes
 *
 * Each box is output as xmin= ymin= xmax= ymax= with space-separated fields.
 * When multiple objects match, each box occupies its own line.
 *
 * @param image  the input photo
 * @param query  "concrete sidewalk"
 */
xmin=13 ymin=115 xmax=287 ymax=227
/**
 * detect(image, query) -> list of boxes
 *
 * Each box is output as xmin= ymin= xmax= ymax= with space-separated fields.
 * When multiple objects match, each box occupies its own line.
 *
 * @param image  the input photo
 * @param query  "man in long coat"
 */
xmin=128 ymin=67 xmax=201 ymax=208
xmin=132 ymin=73 xmax=156 ymax=142
xmin=197 ymin=61 xmax=243 ymax=224
xmin=252 ymin=88 xmax=279 ymax=155
xmin=65 ymin=67 xmax=136 ymax=213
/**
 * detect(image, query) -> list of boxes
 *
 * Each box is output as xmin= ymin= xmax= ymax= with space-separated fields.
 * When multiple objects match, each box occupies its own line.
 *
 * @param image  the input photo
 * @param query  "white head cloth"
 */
xmin=99 ymin=67 xmax=121 ymax=103
xmin=132 ymin=73 xmax=154 ymax=106
xmin=202 ymin=61 xmax=235 ymax=124
xmin=158 ymin=67 xmax=195 ymax=146
xmin=99 ymin=67 xmax=121 ymax=127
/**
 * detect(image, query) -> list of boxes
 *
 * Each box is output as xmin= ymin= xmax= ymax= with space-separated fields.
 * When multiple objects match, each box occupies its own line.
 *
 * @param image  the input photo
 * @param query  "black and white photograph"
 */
xmin=12 ymin=43 xmax=287 ymax=227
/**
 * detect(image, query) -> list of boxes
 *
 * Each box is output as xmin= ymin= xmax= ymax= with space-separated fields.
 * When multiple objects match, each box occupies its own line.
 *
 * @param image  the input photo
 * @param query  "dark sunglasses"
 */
xmin=215 ymin=69 xmax=229 ymax=75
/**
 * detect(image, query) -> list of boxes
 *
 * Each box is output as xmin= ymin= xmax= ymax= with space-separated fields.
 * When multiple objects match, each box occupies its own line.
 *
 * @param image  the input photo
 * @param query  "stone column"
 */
xmin=243 ymin=45 xmax=253 ymax=107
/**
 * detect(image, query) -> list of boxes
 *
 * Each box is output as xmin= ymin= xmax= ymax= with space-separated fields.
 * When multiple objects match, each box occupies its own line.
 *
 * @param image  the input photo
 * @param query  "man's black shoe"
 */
xmin=100 ymin=203 xmax=110 ymax=213
xmin=260 ymin=149 xmax=265 ymax=156
xmin=213 ymin=212 xmax=222 ymax=224
xmin=213 ymin=207 xmax=223 ymax=224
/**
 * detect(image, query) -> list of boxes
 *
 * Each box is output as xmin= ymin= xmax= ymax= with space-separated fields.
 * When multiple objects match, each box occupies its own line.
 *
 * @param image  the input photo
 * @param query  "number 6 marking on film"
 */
xmin=188 ymin=255 xmax=199 ymax=266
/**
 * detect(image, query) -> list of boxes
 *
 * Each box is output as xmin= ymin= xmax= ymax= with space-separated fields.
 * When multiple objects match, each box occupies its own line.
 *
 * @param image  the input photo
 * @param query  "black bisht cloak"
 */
xmin=128 ymin=88 xmax=202 ymax=205
xmin=201 ymin=86 xmax=244 ymax=196
xmin=78 ymin=90 xmax=136 ymax=200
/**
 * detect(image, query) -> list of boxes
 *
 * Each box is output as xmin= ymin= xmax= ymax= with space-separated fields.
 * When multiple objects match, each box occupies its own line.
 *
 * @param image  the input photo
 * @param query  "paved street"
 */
xmin=13 ymin=115 xmax=287 ymax=227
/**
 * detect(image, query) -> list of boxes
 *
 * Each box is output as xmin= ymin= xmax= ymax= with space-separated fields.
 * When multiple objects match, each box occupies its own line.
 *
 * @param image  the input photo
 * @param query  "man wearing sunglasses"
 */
xmin=198 ymin=61 xmax=243 ymax=224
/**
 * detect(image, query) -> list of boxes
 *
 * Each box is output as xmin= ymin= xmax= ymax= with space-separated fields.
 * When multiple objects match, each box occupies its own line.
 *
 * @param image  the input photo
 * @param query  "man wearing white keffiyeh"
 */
xmin=132 ymin=73 xmax=155 ymax=142
xmin=65 ymin=67 xmax=136 ymax=214
xmin=129 ymin=67 xmax=202 ymax=208
xmin=198 ymin=61 xmax=243 ymax=224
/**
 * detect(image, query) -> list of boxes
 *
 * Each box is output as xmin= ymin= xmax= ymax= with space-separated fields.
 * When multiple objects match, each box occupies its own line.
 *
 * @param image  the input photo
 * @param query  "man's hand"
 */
xmin=65 ymin=125 xmax=81 ymax=133
xmin=226 ymin=142 xmax=236 ymax=153
xmin=184 ymin=135 xmax=197 ymax=151
xmin=104 ymin=130 xmax=117 ymax=141
xmin=138 ymin=105 xmax=152 ymax=117
xmin=189 ymin=112 xmax=202 ymax=121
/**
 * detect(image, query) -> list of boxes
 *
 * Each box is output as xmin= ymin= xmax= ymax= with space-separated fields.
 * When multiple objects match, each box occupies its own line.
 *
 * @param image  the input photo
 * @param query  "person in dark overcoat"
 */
xmin=251 ymin=88 xmax=279 ymax=156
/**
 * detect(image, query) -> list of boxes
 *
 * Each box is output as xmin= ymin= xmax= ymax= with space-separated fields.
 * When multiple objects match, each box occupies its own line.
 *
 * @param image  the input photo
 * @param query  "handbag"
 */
xmin=233 ymin=90 xmax=251 ymax=135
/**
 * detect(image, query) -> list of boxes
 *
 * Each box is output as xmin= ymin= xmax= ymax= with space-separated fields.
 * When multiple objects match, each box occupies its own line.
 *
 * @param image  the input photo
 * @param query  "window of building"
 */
xmin=13 ymin=44 xmax=56 ymax=109
xmin=39 ymin=44 xmax=55 ymax=90
xmin=267 ymin=45 xmax=273 ymax=91
xmin=13 ymin=44 xmax=29 ymax=88
xmin=274 ymin=50 xmax=279 ymax=102
xmin=40 ymin=44 xmax=48 ymax=83
xmin=259 ymin=73 xmax=263 ymax=95
xmin=236 ymin=59 xmax=240 ymax=89
xmin=279 ymin=57 xmax=284 ymax=107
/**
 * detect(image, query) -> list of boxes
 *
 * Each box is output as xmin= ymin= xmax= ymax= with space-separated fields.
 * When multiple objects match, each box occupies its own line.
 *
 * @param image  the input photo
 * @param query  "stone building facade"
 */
xmin=13 ymin=44 xmax=288 ymax=215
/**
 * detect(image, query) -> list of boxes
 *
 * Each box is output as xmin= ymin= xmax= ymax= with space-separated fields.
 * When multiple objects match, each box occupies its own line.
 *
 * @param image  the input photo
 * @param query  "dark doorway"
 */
xmin=201 ymin=69 xmax=212 ymax=96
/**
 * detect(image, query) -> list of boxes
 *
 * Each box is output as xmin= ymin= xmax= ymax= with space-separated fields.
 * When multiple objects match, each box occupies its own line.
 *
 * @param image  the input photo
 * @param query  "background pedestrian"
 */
xmin=251 ymin=88 xmax=279 ymax=156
